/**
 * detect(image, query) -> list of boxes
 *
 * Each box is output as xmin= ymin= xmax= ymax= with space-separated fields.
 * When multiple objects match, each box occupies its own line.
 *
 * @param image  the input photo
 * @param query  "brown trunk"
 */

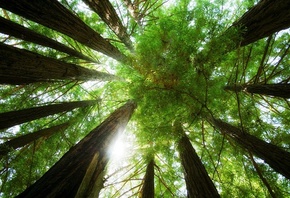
xmin=122 ymin=0 xmax=142 ymax=26
xmin=174 ymin=122 xmax=220 ymax=198
xmin=208 ymin=117 xmax=290 ymax=179
xmin=224 ymin=84 xmax=290 ymax=98
xmin=0 ymin=0 xmax=127 ymax=62
xmin=0 ymin=43 xmax=121 ymax=85
xmin=140 ymin=159 xmax=155 ymax=198
xmin=83 ymin=0 xmax=133 ymax=50
xmin=232 ymin=0 xmax=290 ymax=46
xmin=16 ymin=101 xmax=136 ymax=198
xmin=0 ymin=122 xmax=69 ymax=157
xmin=0 ymin=100 xmax=97 ymax=130
xmin=195 ymin=0 xmax=290 ymax=66
xmin=0 ymin=16 xmax=98 ymax=63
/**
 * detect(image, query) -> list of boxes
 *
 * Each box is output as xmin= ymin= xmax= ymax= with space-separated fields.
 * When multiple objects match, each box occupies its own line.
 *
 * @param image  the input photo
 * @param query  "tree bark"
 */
xmin=174 ymin=121 xmax=220 ymax=198
xmin=0 ymin=122 xmax=69 ymax=157
xmin=232 ymin=0 xmax=290 ymax=47
xmin=0 ymin=43 xmax=121 ymax=85
xmin=0 ymin=100 xmax=98 ymax=130
xmin=83 ymin=0 xmax=133 ymax=51
xmin=122 ymin=0 xmax=142 ymax=27
xmin=0 ymin=16 xmax=98 ymax=63
xmin=0 ymin=0 xmax=127 ymax=62
xmin=140 ymin=158 xmax=155 ymax=198
xmin=16 ymin=101 xmax=136 ymax=198
xmin=208 ymin=117 xmax=290 ymax=179
xmin=224 ymin=84 xmax=290 ymax=98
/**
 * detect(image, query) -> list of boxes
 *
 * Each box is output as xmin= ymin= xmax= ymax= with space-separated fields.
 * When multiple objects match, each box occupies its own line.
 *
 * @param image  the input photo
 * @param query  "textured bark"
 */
xmin=232 ymin=0 xmax=290 ymax=46
xmin=0 ymin=16 xmax=98 ymax=63
xmin=0 ymin=43 xmax=121 ymax=85
xmin=16 ymin=101 xmax=136 ymax=198
xmin=0 ymin=122 xmax=69 ymax=157
xmin=208 ymin=117 xmax=290 ymax=179
xmin=0 ymin=100 xmax=97 ymax=130
xmin=140 ymin=159 xmax=155 ymax=198
xmin=122 ymin=0 xmax=142 ymax=26
xmin=224 ymin=84 xmax=290 ymax=98
xmin=83 ymin=0 xmax=133 ymax=50
xmin=174 ymin=122 xmax=220 ymax=198
xmin=0 ymin=0 xmax=127 ymax=62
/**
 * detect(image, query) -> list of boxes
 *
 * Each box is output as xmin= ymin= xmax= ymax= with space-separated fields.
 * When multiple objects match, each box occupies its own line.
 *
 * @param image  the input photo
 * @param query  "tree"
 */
xmin=232 ymin=0 xmax=290 ymax=47
xmin=0 ymin=100 xmax=97 ymax=130
xmin=224 ymin=83 xmax=290 ymax=98
xmin=0 ymin=43 xmax=121 ymax=85
xmin=208 ymin=116 xmax=290 ymax=179
xmin=16 ymin=101 xmax=136 ymax=198
xmin=83 ymin=0 xmax=133 ymax=50
xmin=174 ymin=121 xmax=220 ymax=198
xmin=0 ymin=0 xmax=127 ymax=62
xmin=0 ymin=122 xmax=69 ymax=158
xmin=0 ymin=0 xmax=290 ymax=197
xmin=0 ymin=16 xmax=98 ymax=63
xmin=140 ymin=158 xmax=155 ymax=198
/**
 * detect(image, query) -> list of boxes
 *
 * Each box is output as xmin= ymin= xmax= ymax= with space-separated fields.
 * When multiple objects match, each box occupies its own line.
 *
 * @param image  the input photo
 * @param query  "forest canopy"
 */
xmin=0 ymin=0 xmax=290 ymax=197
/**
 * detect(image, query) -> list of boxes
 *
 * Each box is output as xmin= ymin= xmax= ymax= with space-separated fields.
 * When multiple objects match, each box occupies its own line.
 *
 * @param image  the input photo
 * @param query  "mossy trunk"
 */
xmin=0 ymin=100 xmax=97 ymax=130
xmin=16 ymin=101 xmax=136 ymax=198
xmin=0 ymin=0 xmax=126 ymax=62
xmin=174 ymin=122 xmax=220 ymax=198
xmin=0 ymin=16 xmax=97 ymax=63
xmin=209 ymin=117 xmax=290 ymax=179
xmin=0 ymin=43 xmax=120 ymax=85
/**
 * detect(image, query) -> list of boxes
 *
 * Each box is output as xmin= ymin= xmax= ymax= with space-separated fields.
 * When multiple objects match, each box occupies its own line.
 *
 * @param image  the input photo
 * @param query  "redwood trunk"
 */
xmin=175 ymin=122 xmax=220 ymax=198
xmin=0 ymin=16 xmax=98 ymax=63
xmin=232 ymin=0 xmax=290 ymax=46
xmin=0 ymin=43 xmax=120 ymax=85
xmin=16 ymin=101 xmax=136 ymax=198
xmin=209 ymin=117 xmax=290 ymax=179
xmin=0 ymin=122 xmax=69 ymax=157
xmin=122 ymin=0 xmax=142 ymax=26
xmin=83 ymin=0 xmax=133 ymax=50
xmin=224 ymin=84 xmax=290 ymax=98
xmin=0 ymin=100 xmax=97 ymax=130
xmin=140 ymin=159 xmax=155 ymax=198
xmin=0 ymin=0 xmax=126 ymax=62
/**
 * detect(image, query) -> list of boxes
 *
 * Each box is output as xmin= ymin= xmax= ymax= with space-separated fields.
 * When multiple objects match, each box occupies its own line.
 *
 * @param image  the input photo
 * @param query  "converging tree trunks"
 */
xmin=0 ymin=0 xmax=127 ymax=62
xmin=16 ymin=101 xmax=136 ymax=198
xmin=208 ymin=117 xmax=290 ymax=179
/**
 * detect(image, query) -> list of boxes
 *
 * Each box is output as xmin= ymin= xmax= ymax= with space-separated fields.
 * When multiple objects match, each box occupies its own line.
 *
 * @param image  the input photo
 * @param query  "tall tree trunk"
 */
xmin=0 ymin=100 xmax=98 ymax=130
xmin=0 ymin=122 xmax=69 ymax=157
xmin=232 ymin=0 xmax=290 ymax=47
xmin=122 ymin=0 xmax=142 ymax=27
xmin=208 ymin=117 xmax=290 ymax=179
xmin=0 ymin=16 xmax=98 ymax=63
xmin=195 ymin=0 xmax=290 ymax=66
xmin=16 ymin=101 xmax=136 ymax=198
xmin=174 ymin=121 xmax=220 ymax=198
xmin=140 ymin=158 xmax=155 ymax=198
xmin=0 ymin=0 xmax=127 ymax=62
xmin=0 ymin=43 xmax=121 ymax=85
xmin=83 ymin=0 xmax=133 ymax=51
xmin=224 ymin=84 xmax=290 ymax=98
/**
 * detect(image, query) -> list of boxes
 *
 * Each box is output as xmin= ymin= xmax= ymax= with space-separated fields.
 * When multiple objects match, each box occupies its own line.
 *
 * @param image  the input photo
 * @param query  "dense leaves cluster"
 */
xmin=0 ymin=0 xmax=290 ymax=197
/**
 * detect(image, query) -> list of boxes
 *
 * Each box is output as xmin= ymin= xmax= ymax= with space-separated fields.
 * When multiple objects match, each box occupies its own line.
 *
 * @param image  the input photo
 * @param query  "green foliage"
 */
xmin=1 ymin=0 xmax=290 ymax=197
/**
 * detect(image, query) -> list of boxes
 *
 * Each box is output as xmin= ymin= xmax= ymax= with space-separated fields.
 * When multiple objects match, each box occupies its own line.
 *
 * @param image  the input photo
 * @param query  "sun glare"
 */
xmin=108 ymin=135 xmax=127 ymax=161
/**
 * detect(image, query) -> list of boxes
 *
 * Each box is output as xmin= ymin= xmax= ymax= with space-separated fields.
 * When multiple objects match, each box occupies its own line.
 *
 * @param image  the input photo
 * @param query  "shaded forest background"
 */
xmin=0 ymin=0 xmax=290 ymax=197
